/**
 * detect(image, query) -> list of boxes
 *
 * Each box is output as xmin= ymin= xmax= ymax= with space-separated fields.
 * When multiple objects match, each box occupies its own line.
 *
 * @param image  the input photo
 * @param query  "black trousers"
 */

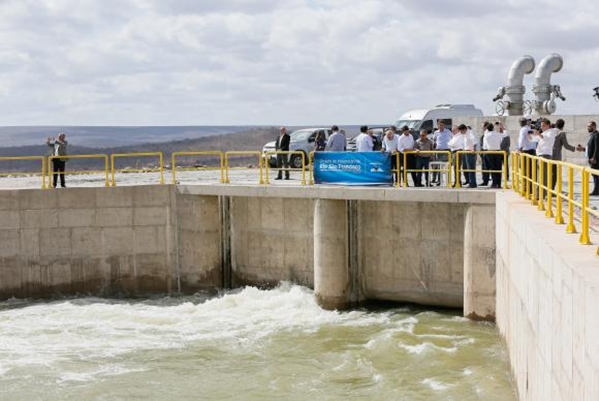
xmin=481 ymin=153 xmax=490 ymax=184
xmin=400 ymin=153 xmax=418 ymax=186
xmin=486 ymin=154 xmax=503 ymax=187
xmin=276 ymin=153 xmax=289 ymax=178
xmin=52 ymin=159 xmax=66 ymax=187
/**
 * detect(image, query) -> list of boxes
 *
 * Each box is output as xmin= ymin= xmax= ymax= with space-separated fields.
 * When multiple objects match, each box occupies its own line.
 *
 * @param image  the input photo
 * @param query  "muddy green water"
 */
xmin=0 ymin=283 xmax=516 ymax=400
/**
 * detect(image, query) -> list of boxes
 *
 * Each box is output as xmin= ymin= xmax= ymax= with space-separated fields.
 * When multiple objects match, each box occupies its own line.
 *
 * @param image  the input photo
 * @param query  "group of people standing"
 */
xmin=518 ymin=117 xmax=599 ymax=196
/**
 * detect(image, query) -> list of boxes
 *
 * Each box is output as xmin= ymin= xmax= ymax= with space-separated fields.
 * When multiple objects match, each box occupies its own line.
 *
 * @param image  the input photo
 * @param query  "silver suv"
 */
xmin=262 ymin=128 xmax=332 ymax=168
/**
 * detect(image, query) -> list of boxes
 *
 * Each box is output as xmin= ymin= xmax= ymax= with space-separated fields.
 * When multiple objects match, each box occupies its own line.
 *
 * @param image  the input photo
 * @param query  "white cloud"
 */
xmin=0 ymin=0 xmax=598 ymax=125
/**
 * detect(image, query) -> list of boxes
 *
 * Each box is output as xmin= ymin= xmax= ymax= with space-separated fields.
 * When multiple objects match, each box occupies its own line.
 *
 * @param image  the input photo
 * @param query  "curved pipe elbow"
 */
xmin=535 ymin=53 xmax=563 ymax=86
xmin=507 ymin=55 xmax=536 ymax=87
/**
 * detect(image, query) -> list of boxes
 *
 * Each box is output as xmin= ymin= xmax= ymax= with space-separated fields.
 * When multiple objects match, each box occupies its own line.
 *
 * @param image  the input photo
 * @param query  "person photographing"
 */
xmin=46 ymin=132 xmax=68 ymax=188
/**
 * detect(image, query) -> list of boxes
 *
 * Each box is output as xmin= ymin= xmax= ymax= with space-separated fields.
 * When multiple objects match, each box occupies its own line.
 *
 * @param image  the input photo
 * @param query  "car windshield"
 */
xmin=289 ymin=129 xmax=314 ymax=141
xmin=394 ymin=120 xmax=419 ymax=129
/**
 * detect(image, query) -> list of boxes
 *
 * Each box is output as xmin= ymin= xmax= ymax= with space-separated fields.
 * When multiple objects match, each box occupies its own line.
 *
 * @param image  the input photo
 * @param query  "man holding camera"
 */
xmin=531 ymin=119 xmax=559 ymax=194
xmin=46 ymin=132 xmax=68 ymax=188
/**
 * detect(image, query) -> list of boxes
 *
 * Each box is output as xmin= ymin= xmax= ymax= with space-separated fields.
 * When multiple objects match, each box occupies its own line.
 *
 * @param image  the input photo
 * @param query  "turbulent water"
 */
xmin=0 ymin=283 xmax=516 ymax=400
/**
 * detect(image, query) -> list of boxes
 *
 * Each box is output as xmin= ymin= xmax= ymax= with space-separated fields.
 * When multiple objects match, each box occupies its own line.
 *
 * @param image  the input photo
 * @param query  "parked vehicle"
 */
xmin=262 ymin=128 xmax=332 ymax=168
xmin=394 ymin=104 xmax=483 ymax=134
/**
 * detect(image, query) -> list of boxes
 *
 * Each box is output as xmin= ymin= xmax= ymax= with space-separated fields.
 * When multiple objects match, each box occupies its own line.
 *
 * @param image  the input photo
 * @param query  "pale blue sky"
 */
xmin=0 ymin=0 xmax=598 ymax=125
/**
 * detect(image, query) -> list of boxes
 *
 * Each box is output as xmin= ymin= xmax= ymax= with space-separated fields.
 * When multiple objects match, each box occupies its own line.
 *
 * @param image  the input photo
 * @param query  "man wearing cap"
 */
xmin=325 ymin=125 xmax=346 ymax=151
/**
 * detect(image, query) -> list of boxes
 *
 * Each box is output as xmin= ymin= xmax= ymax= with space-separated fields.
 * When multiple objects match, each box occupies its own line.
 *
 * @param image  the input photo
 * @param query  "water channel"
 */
xmin=0 ymin=283 xmax=516 ymax=400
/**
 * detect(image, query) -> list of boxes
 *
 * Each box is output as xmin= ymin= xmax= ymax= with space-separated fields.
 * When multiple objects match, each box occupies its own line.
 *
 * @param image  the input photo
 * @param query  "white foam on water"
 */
xmin=398 ymin=342 xmax=458 ymax=355
xmin=422 ymin=378 xmax=451 ymax=391
xmin=0 ymin=283 xmax=399 ymax=374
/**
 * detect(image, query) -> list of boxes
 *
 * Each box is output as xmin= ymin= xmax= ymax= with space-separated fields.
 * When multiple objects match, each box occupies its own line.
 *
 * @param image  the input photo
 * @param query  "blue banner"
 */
xmin=313 ymin=152 xmax=393 ymax=186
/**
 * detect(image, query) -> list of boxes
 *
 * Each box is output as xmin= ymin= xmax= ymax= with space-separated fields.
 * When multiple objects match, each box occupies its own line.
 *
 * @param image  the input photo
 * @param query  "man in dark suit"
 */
xmin=578 ymin=121 xmax=599 ymax=195
xmin=275 ymin=126 xmax=290 ymax=180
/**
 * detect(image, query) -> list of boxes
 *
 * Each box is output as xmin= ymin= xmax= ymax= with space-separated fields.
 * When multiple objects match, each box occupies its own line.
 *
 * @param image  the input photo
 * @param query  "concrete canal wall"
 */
xmin=0 ymin=185 xmax=495 ymax=316
xmin=496 ymin=192 xmax=599 ymax=401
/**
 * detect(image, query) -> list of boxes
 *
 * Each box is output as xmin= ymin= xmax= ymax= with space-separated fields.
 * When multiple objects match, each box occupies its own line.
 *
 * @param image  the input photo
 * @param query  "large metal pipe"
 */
xmin=533 ymin=53 xmax=563 ymax=115
xmin=505 ymin=55 xmax=535 ymax=116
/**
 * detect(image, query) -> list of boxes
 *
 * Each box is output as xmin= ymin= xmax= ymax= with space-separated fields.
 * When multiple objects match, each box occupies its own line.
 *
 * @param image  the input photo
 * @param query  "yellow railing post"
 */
xmin=446 ymin=151 xmax=452 ymax=188
xmin=579 ymin=169 xmax=591 ymax=245
xmin=258 ymin=154 xmax=264 ymax=185
xmin=531 ymin=158 xmax=538 ymax=205
xmin=545 ymin=160 xmax=553 ymax=218
xmin=503 ymin=151 xmax=508 ymax=189
xmin=41 ymin=157 xmax=47 ymax=189
xmin=224 ymin=155 xmax=230 ymax=183
xmin=103 ymin=155 xmax=109 ymax=187
xmin=110 ymin=155 xmax=116 ymax=186
xmin=555 ymin=163 xmax=564 ymax=224
xmin=395 ymin=153 xmax=400 ymax=187
xmin=566 ymin=166 xmax=576 ymax=234
xmin=537 ymin=158 xmax=545 ymax=211
xmin=159 ymin=153 xmax=165 ymax=185
xmin=455 ymin=152 xmax=462 ymax=188
xmin=402 ymin=152 xmax=408 ymax=188
xmin=518 ymin=153 xmax=528 ymax=198
xmin=301 ymin=152 xmax=306 ymax=186
xmin=309 ymin=152 xmax=315 ymax=185
xmin=171 ymin=153 xmax=177 ymax=184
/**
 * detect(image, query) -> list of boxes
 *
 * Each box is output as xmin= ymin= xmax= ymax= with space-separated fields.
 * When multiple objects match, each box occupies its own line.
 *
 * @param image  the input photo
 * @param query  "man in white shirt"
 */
xmin=448 ymin=124 xmax=476 ymax=187
xmin=483 ymin=122 xmax=509 ymax=188
xmin=355 ymin=125 xmax=374 ymax=152
xmin=382 ymin=128 xmax=400 ymax=184
xmin=398 ymin=125 xmax=416 ymax=186
xmin=531 ymin=118 xmax=559 ymax=194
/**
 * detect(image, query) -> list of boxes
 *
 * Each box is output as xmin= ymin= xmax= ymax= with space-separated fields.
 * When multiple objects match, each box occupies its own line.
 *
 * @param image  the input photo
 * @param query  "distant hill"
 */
xmin=0 ymin=127 xmax=281 ymax=171
xmin=0 ymin=126 xmax=255 ymax=148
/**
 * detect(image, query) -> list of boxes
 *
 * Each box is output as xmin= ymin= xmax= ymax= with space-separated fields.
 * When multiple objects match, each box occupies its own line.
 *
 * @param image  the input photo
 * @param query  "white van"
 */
xmin=394 ymin=104 xmax=483 ymax=133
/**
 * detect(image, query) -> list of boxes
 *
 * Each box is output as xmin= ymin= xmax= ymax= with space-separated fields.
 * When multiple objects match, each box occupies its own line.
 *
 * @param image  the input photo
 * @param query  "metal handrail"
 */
xmin=48 ymin=154 xmax=110 ymax=188
xmin=0 ymin=156 xmax=47 ymax=189
xmin=224 ymin=151 xmax=264 ymax=184
xmin=171 ymin=151 xmax=224 ymax=184
xmin=513 ymin=152 xmax=597 ymax=254
xmin=263 ymin=151 xmax=306 ymax=185
xmin=110 ymin=152 xmax=165 ymax=186
xmin=400 ymin=150 xmax=452 ymax=188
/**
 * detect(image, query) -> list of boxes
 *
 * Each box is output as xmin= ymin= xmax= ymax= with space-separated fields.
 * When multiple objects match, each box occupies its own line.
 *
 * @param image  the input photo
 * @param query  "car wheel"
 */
xmin=290 ymin=153 xmax=306 ymax=169
xmin=268 ymin=158 xmax=278 ymax=168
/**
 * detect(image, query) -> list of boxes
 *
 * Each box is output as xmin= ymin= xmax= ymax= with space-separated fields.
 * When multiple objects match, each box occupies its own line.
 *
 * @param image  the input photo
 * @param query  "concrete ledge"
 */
xmin=177 ymin=184 xmax=497 ymax=204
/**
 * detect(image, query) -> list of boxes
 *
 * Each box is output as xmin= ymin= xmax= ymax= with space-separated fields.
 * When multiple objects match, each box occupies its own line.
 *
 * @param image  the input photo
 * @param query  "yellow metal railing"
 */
xmin=171 ymin=151 xmax=224 ymax=184
xmin=455 ymin=150 xmax=508 ymax=189
xmin=401 ymin=150 xmax=452 ymax=188
xmin=0 ymin=156 xmax=47 ymax=189
xmin=512 ymin=152 xmax=597 ymax=255
xmin=110 ymin=152 xmax=165 ymax=186
xmin=224 ymin=151 xmax=264 ymax=184
xmin=47 ymin=154 xmax=110 ymax=187
xmin=264 ymin=151 xmax=306 ymax=185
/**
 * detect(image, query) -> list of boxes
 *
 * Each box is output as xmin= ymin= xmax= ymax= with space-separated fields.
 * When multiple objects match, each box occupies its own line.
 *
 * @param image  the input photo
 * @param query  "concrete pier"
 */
xmin=464 ymin=204 xmax=496 ymax=320
xmin=313 ymin=199 xmax=350 ymax=310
